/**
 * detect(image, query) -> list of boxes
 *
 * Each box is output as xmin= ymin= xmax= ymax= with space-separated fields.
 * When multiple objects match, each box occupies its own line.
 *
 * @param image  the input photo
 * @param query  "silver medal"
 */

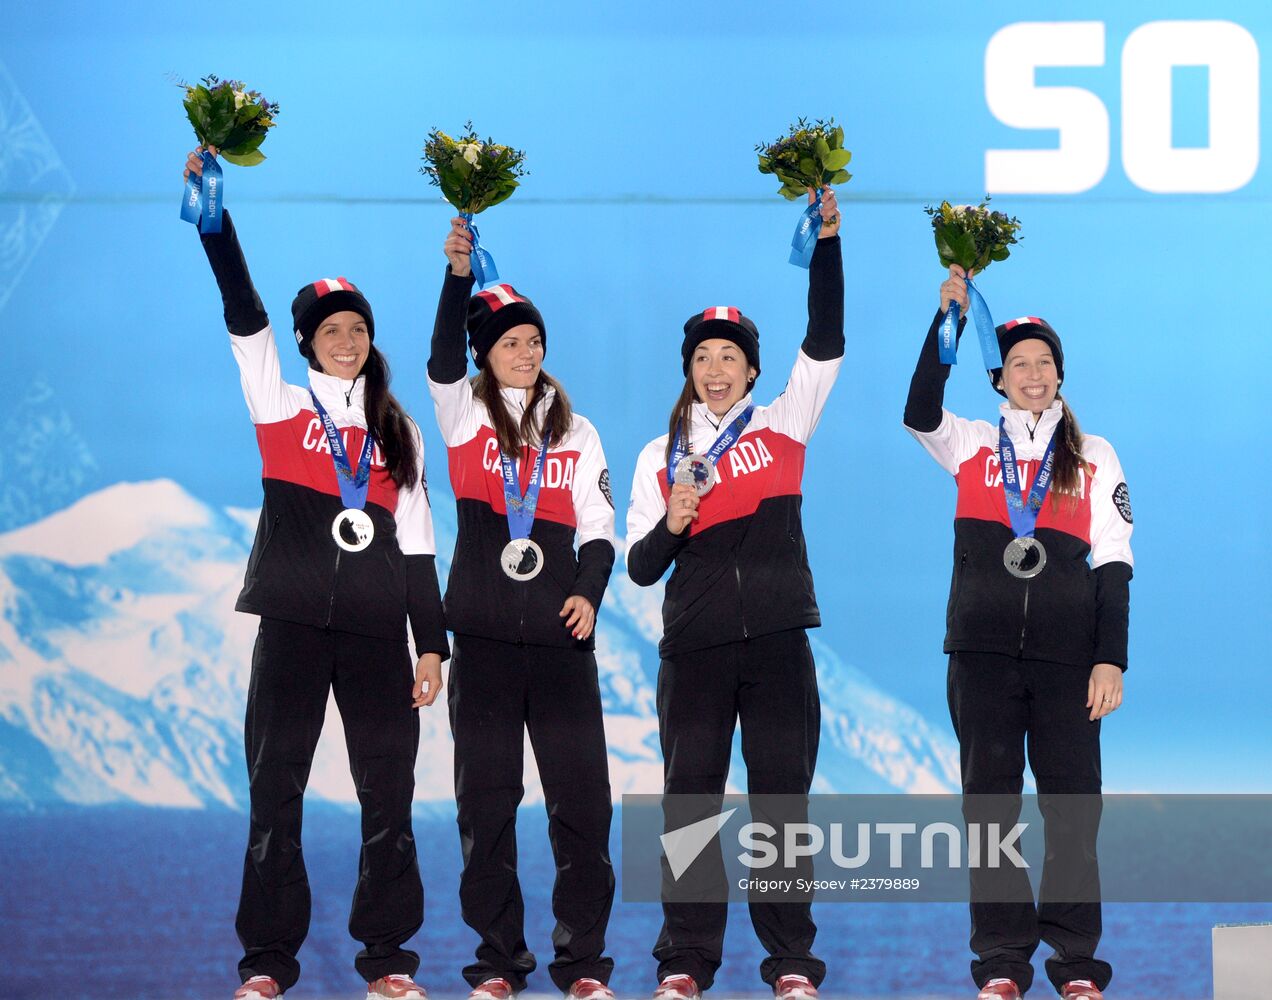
xmin=674 ymin=453 xmax=715 ymax=497
xmin=501 ymin=538 xmax=545 ymax=581
xmin=332 ymin=508 xmax=375 ymax=553
xmin=1003 ymin=537 xmax=1046 ymax=579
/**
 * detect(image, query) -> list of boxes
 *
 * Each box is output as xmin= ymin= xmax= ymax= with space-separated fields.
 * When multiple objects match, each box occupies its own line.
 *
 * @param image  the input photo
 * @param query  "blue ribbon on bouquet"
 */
xmin=788 ymin=190 xmax=822 ymax=269
xmin=938 ymin=276 xmax=999 ymax=370
xmin=460 ymin=212 xmax=500 ymax=288
xmin=179 ymin=150 xmax=223 ymax=234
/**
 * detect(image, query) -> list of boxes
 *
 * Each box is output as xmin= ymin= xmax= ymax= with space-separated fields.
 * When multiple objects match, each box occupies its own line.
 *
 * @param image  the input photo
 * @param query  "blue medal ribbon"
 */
xmin=666 ymin=404 xmax=756 ymax=487
xmin=501 ymin=435 xmax=551 ymax=541
xmin=309 ymin=390 xmax=375 ymax=510
xmin=938 ymin=276 xmax=999 ymax=370
xmin=998 ymin=418 xmax=1058 ymax=540
xmin=179 ymin=150 xmax=223 ymax=234
xmin=461 ymin=212 xmax=501 ymax=288
xmin=788 ymin=191 xmax=822 ymax=269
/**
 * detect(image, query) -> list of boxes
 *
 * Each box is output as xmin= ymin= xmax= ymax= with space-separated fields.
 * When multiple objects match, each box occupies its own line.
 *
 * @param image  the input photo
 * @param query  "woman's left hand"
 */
xmin=412 ymin=653 xmax=444 ymax=708
xmin=560 ymin=595 xmax=596 ymax=640
xmin=813 ymin=185 xmax=841 ymax=239
xmin=1087 ymin=662 xmax=1123 ymax=721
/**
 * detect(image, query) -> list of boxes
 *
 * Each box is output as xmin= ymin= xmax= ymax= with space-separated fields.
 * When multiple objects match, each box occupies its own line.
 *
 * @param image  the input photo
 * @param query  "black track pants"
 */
xmin=948 ymin=650 xmax=1111 ymax=995
xmin=236 ymin=618 xmax=423 ymax=991
xmin=654 ymin=628 xmax=825 ymax=991
xmin=448 ymin=634 xmax=615 ymax=992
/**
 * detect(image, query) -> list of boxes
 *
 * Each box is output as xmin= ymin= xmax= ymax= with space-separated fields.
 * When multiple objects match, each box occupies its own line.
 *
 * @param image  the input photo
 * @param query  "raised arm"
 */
xmin=904 ymin=265 xmax=970 ymax=432
xmin=429 ymin=217 xmax=478 ymax=385
xmin=765 ymin=187 xmax=845 ymax=444
xmin=902 ymin=266 xmax=986 ymax=474
xmin=185 ymin=147 xmax=294 ymax=425
xmin=426 ymin=217 xmax=482 ymax=447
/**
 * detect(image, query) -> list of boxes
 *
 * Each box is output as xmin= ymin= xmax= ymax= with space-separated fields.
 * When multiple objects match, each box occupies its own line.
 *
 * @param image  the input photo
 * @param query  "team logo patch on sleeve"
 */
xmin=598 ymin=468 xmax=614 ymax=508
xmin=1113 ymin=482 xmax=1133 ymax=523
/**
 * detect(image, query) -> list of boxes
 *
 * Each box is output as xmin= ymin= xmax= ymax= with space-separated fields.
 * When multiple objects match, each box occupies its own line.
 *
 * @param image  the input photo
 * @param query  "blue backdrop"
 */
xmin=1 ymin=3 xmax=1268 ymax=997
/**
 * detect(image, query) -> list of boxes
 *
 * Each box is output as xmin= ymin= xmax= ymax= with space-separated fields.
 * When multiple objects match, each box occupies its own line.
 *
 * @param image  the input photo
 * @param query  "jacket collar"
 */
xmin=308 ymin=368 xmax=366 ymax=421
xmin=496 ymin=382 xmax=556 ymax=445
xmin=689 ymin=393 xmax=754 ymax=441
xmin=999 ymin=399 xmax=1062 ymax=451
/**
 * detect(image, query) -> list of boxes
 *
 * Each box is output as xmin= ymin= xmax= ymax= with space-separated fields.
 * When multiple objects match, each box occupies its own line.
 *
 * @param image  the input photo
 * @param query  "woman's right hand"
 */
xmin=939 ymin=264 xmax=973 ymax=314
xmin=183 ymin=145 xmax=218 ymax=182
xmin=444 ymin=216 xmax=474 ymax=277
xmin=665 ymin=483 xmax=700 ymax=535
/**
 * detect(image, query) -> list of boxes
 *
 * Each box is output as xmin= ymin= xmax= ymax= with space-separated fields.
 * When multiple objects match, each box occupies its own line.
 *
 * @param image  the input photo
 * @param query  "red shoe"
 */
xmin=470 ymin=979 xmax=515 ymax=1000
xmin=977 ymin=980 xmax=1021 ymax=1000
xmin=775 ymin=975 xmax=818 ymax=1000
xmin=367 ymin=974 xmax=427 ymax=999
xmin=1061 ymin=981 xmax=1104 ymax=1000
xmin=234 ymin=977 xmax=283 ymax=1000
xmin=654 ymin=975 xmax=701 ymax=1000
xmin=567 ymin=979 xmax=615 ymax=1000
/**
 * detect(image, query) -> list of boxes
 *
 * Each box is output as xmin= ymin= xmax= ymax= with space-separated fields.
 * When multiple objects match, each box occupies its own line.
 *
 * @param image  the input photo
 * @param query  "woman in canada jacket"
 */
xmin=903 ymin=265 xmax=1134 ymax=1000
xmin=185 ymin=148 xmax=448 ymax=1000
xmin=625 ymin=188 xmax=843 ymax=1000
xmin=429 ymin=217 xmax=618 ymax=1000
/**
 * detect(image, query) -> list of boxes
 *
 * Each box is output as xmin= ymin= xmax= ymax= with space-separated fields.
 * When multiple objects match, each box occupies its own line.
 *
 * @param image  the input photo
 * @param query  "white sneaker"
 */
xmin=774 ymin=975 xmax=818 ymax=1000
xmin=367 ymin=973 xmax=427 ymax=999
xmin=470 ymin=978 xmax=515 ymax=1000
xmin=653 ymin=975 xmax=701 ymax=1000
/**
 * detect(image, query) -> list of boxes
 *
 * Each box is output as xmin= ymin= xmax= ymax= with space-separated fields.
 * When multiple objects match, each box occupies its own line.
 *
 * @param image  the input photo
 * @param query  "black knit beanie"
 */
xmin=291 ymin=277 xmax=375 ymax=359
xmin=990 ymin=315 xmax=1064 ymax=397
xmin=465 ymin=284 xmax=546 ymax=369
xmin=681 ymin=306 xmax=761 ymax=377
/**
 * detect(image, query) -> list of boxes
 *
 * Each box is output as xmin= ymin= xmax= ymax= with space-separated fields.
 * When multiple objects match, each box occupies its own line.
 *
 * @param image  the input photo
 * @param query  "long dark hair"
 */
xmin=664 ymin=375 xmax=700 ymax=466
xmin=361 ymin=346 xmax=419 ymax=490
xmin=473 ymin=368 xmax=573 ymax=457
xmin=1050 ymin=392 xmax=1092 ymax=510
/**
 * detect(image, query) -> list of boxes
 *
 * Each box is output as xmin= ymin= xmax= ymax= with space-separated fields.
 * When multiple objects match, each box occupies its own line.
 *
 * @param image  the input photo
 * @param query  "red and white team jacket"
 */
xmin=905 ymin=319 xmax=1134 ymax=668
xmin=626 ymin=350 xmax=842 ymax=657
xmin=428 ymin=271 xmax=616 ymax=650
xmin=227 ymin=324 xmax=448 ymax=656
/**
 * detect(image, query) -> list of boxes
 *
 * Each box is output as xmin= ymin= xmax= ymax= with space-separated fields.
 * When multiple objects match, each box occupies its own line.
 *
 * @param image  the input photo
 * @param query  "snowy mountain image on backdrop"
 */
xmin=0 ymin=479 xmax=960 ymax=811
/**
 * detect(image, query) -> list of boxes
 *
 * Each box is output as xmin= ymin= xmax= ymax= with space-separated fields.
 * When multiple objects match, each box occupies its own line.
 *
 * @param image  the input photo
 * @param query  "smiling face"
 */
xmin=310 ymin=310 xmax=370 ymax=379
xmin=691 ymin=338 xmax=758 ymax=417
xmin=485 ymin=323 xmax=544 ymax=390
xmin=1001 ymin=337 xmax=1059 ymax=416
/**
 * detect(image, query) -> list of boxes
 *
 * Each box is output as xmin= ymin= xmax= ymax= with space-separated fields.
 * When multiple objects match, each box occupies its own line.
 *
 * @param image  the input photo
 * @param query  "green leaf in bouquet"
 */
xmin=184 ymin=99 xmax=211 ymax=143
xmin=940 ymin=226 xmax=977 ymax=270
xmin=833 ymin=124 xmax=844 ymax=148
xmin=778 ymin=183 xmax=805 ymax=200
xmin=798 ymin=157 xmax=817 ymax=180
xmin=235 ymin=103 xmax=263 ymax=125
xmin=823 ymin=149 xmax=851 ymax=171
xmin=990 ymin=246 xmax=1011 ymax=262
xmin=226 ymin=131 xmax=267 ymax=156
xmin=757 ymin=156 xmax=773 ymax=175
xmin=828 ymin=169 xmax=852 ymax=185
xmin=222 ymin=148 xmax=266 ymax=167
xmin=814 ymin=137 xmax=831 ymax=163
xmin=483 ymin=184 xmax=519 ymax=211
